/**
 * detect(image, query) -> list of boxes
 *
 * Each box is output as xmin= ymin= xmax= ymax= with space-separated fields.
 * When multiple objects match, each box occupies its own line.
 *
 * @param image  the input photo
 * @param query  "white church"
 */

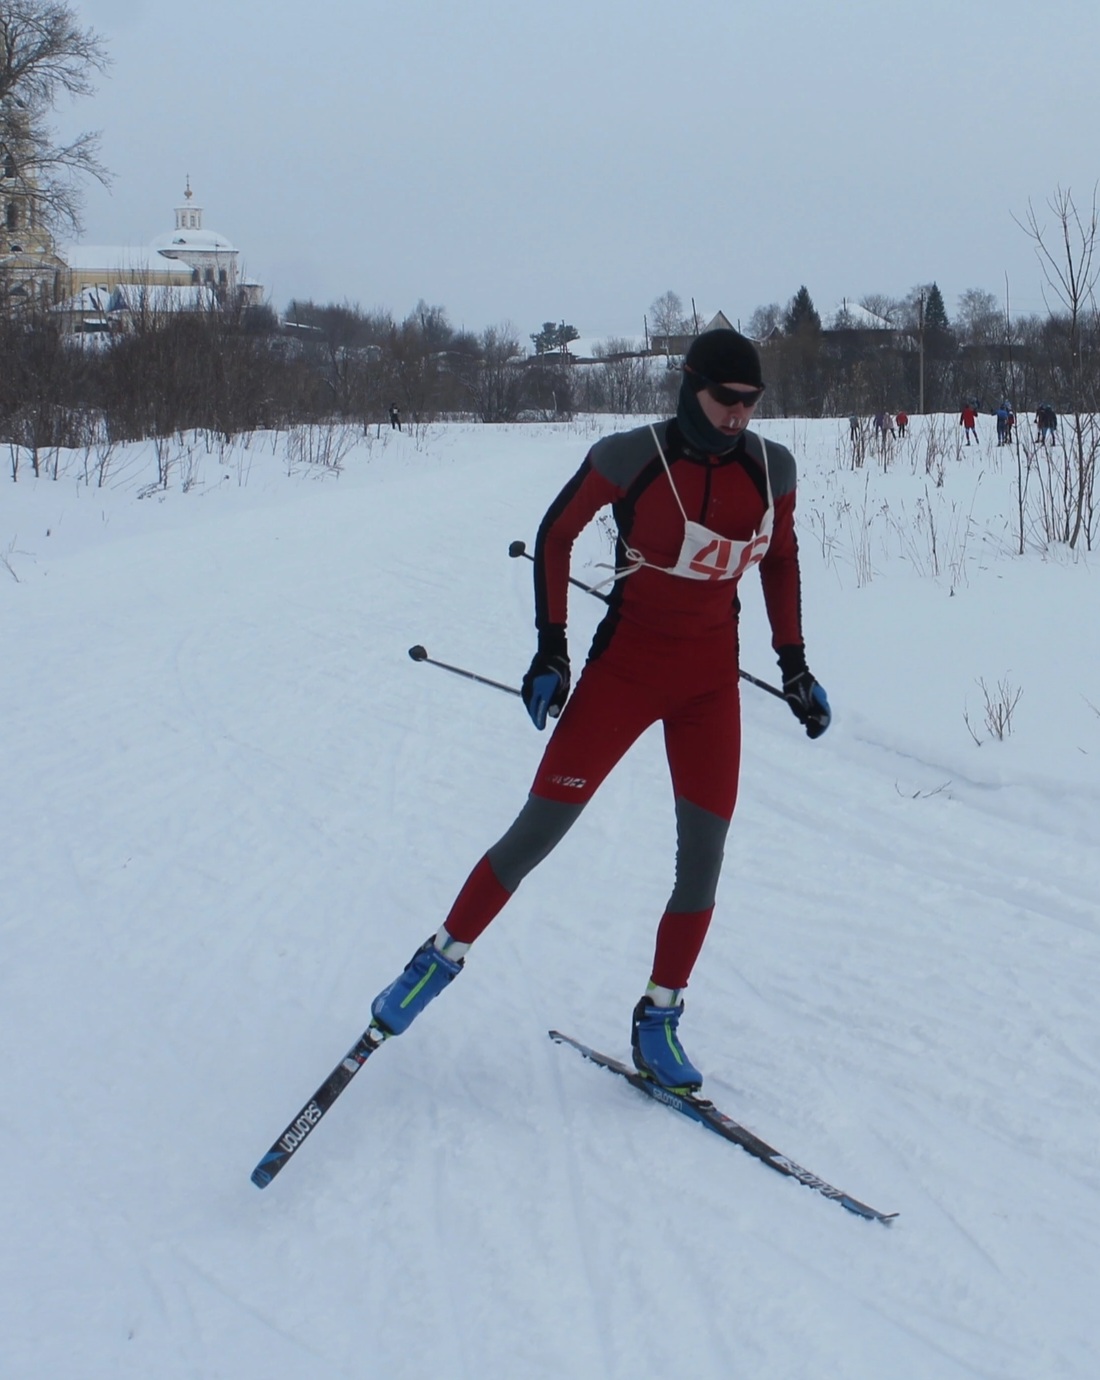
xmin=58 ymin=180 xmax=263 ymax=330
xmin=3 ymin=176 xmax=263 ymax=329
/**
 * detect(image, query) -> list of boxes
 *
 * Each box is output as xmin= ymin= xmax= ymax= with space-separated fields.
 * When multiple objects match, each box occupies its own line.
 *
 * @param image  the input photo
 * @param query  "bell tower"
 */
xmin=175 ymin=177 xmax=203 ymax=233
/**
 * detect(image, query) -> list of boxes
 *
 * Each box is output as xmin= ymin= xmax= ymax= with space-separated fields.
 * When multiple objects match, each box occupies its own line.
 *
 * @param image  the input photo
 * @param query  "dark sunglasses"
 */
xmin=687 ymin=368 xmax=765 ymax=409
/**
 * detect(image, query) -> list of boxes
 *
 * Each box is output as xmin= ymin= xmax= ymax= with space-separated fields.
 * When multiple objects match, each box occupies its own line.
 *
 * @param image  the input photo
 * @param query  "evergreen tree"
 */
xmin=531 ymin=321 xmax=580 ymax=355
xmin=925 ymin=282 xmax=949 ymax=330
xmin=783 ymin=286 xmax=821 ymax=335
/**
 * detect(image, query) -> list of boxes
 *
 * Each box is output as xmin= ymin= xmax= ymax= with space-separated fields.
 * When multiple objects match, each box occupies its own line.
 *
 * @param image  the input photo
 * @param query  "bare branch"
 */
xmin=1 ymin=0 xmax=111 ymax=236
xmin=0 ymin=1 xmax=109 ymax=105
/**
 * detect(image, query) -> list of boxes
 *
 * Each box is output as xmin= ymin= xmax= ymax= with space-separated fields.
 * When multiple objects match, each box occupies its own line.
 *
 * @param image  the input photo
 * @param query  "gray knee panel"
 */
xmin=486 ymin=794 xmax=586 ymax=893
xmin=667 ymin=797 xmax=730 ymax=912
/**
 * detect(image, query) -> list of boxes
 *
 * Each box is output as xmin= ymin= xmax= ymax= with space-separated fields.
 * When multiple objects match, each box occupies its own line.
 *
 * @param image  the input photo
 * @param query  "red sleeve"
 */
xmin=533 ymin=458 xmax=621 ymax=630
xmin=758 ymin=489 xmax=804 ymax=650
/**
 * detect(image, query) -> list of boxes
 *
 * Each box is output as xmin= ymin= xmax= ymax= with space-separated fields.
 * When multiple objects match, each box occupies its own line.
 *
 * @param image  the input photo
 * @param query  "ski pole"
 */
xmin=408 ymin=645 xmax=521 ymax=699
xmin=508 ymin=539 xmax=786 ymax=701
xmin=508 ymin=539 xmax=611 ymax=603
xmin=739 ymin=669 xmax=786 ymax=701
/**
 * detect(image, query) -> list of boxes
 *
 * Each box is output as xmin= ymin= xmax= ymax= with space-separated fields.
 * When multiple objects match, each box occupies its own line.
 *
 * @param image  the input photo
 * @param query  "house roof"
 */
xmin=52 ymin=285 xmax=112 ymax=314
xmin=829 ymin=301 xmax=895 ymax=329
xmin=109 ymin=282 xmax=219 ymax=312
xmin=61 ymin=245 xmax=194 ymax=276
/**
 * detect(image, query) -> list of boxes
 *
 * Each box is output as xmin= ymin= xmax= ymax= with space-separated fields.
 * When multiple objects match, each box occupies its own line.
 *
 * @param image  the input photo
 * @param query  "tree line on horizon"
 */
xmin=655 ymin=282 xmax=1100 ymax=419
xmin=4 ymin=0 xmax=1100 ymax=455
xmin=4 ymin=277 xmax=1100 ymax=450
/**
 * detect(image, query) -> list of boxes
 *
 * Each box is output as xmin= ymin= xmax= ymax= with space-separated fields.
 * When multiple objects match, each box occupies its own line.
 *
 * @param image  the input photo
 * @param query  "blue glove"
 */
xmin=783 ymin=670 xmax=831 ymax=739
xmin=521 ymin=625 xmax=571 ymax=730
xmin=777 ymin=644 xmax=831 ymax=740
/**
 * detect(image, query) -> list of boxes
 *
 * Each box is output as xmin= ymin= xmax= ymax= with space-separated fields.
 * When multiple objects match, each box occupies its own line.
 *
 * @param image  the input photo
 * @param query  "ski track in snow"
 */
xmin=2 ymin=418 xmax=1099 ymax=1379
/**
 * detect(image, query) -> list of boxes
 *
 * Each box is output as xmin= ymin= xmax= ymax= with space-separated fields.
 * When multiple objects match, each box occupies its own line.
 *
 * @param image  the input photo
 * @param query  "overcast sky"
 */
xmin=63 ymin=0 xmax=1100 ymax=338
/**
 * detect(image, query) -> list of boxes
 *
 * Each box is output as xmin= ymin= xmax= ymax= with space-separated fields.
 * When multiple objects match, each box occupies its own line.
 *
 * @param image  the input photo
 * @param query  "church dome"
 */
xmin=152 ymin=225 xmax=236 ymax=254
xmin=153 ymin=178 xmax=238 ymax=258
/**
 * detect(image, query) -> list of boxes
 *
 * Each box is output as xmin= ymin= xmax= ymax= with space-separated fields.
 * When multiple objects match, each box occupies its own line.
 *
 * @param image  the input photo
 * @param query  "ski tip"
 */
xmin=250 ymin=1167 xmax=272 ymax=1189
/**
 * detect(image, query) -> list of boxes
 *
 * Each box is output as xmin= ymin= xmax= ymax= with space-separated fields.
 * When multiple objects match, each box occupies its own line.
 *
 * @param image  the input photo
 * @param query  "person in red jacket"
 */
xmin=960 ymin=403 xmax=979 ymax=445
xmin=370 ymin=330 xmax=830 ymax=1090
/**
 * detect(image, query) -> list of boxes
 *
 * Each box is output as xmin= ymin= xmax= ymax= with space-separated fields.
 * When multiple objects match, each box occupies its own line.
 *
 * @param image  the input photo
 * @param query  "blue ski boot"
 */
xmin=370 ymin=937 xmax=463 ymax=1036
xmin=631 ymin=996 xmax=703 ymax=1092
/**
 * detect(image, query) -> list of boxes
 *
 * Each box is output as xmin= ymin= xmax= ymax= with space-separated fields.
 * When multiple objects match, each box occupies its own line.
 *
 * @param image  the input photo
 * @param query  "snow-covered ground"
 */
xmin=2 ymin=415 xmax=1098 ymax=1379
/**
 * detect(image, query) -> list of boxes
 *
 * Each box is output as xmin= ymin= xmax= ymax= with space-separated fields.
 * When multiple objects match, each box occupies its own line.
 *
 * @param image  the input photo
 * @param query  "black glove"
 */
xmin=521 ymin=625 xmax=571 ymax=730
xmin=777 ymin=644 xmax=831 ymax=740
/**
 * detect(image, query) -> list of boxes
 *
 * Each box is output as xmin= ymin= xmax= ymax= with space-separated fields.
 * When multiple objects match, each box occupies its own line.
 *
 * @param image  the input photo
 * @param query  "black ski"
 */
xmin=250 ymin=1025 xmax=388 ymax=1188
xmin=549 ymin=1030 xmax=896 ymax=1224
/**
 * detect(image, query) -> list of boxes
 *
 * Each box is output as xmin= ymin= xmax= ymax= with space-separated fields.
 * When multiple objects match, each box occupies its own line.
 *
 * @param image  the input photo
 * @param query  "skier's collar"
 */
xmin=669 ymin=418 xmax=748 ymax=464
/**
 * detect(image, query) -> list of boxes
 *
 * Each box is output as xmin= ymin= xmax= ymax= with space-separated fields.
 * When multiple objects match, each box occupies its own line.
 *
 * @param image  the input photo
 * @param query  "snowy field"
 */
xmin=2 ymin=414 xmax=1098 ymax=1379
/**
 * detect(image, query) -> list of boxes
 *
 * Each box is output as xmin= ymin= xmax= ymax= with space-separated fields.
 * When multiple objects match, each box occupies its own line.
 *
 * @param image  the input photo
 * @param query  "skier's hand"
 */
xmin=777 ymin=644 xmax=831 ymax=739
xmin=522 ymin=626 xmax=570 ymax=730
xmin=782 ymin=670 xmax=831 ymax=739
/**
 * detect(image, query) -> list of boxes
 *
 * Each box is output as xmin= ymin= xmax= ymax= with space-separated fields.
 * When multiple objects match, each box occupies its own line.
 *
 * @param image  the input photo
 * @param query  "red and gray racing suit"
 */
xmin=441 ymin=418 xmax=805 ymax=989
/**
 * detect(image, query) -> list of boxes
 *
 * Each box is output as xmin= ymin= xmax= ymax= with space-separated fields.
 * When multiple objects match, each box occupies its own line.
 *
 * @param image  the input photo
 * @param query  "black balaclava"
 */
xmin=676 ymin=329 xmax=764 ymax=456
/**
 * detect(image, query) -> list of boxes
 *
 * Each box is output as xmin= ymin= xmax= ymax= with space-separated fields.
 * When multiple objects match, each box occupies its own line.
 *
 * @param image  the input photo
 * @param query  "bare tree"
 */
xmin=858 ymin=293 xmax=902 ymax=326
xmin=956 ymin=288 xmax=1002 ymax=344
xmin=586 ymin=339 xmax=657 ymax=414
xmin=386 ymin=301 xmax=454 ymax=423
xmin=1 ymin=0 xmax=111 ymax=238
xmin=746 ymin=302 xmax=782 ymax=340
xmin=649 ymin=290 xmax=689 ymax=341
xmin=453 ymin=324 xmax=528 ymax=422
xmin=1015 ymin=186 xmax=1100 ymax=550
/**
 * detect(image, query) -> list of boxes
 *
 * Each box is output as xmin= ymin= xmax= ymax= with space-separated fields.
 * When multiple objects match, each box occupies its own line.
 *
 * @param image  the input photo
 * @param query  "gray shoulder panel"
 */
xmin=588 ymin=420 xmax=666 ymax=491
xmin=745 ymin=430 xmax=796 ymax=498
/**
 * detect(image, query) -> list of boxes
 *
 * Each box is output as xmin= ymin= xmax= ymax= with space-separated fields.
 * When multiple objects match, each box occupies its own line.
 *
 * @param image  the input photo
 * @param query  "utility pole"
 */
xmin=918 ymin=290 xmax=925 ymax=413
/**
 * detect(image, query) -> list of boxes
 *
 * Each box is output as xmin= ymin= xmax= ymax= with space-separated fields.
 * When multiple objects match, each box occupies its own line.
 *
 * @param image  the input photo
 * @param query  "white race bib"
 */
xmin=669 ymin=519 xmax=771 ymax=581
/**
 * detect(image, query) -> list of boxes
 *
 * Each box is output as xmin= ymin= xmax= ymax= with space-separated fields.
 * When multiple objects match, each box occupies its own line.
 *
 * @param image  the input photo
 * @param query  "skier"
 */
xmin=895 ymin=410 xmax=908 ymax=438
xmin=1036 ymin=403 xmax=1057 ymax=444
xmin=960 ymin=403 xmax=979 ymax=445
xmin=370 ymin=330 xmax=830 ymax=1091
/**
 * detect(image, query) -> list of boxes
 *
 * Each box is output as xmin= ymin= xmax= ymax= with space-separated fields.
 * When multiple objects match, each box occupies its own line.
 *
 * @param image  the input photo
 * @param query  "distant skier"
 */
xmin=1036 ymin=403 xmax=1057 ymax=444
xmin=995 ymin=404 xmax=1010 ymax=446
xmin=960 ymin=403 xmax=979 ymax=445
xmin=895 ymin=410 xmax=908 ymax=438
xmin=370 ymin=330 xmax=830 ymax=1092
xmin=389 ymin=405 xmax=402 ymax=431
